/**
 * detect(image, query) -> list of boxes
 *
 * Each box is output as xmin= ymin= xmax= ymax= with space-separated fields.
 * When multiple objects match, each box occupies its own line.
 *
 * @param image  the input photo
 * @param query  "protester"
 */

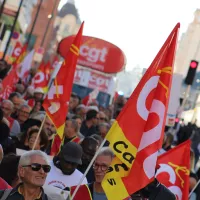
xmin=0 ymin=100 xmax=21 ymax=136
xmin=0 ymin=154 xmax=20 ymax=188
xmin=0 ymin=150 xmax=51 ymax=200
xmin=80 ymin=110 xmax=99 ymax=137
xmin=63 ymin=119 xmax=81 ymax=144
xmin=78 ymin=137 xmax=99 ymax=183
xmin=0 ymin=122 xmax=16 ymax=155
xmin=16 ymin=104 xmax=31 ymax=128
xmin=45 ymin=142 xmax=87 ymax=189
xmin=27 ymin=129 xmax=49 ymax=151
xmin=162 ymin=132 xmax=174 ymax=151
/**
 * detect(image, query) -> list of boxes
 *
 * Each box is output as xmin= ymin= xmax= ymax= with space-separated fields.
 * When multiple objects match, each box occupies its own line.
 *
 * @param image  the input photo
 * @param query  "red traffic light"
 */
xmin=190 ymin=61 xmax=198 ymax=69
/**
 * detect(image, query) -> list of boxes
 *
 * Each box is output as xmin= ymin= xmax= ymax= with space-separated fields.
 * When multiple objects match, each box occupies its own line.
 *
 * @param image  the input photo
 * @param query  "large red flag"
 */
xmin=156 ymin=140 xmax=191 ymax=200
xmin=43 ymin=22 xmax=84 ymax=156
xmin=102 ymin=23 xmax=180 ymax=200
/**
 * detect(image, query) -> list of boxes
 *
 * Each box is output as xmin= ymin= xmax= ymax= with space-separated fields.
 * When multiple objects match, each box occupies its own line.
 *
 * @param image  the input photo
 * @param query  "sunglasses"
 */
xmin=22 ymin=163 xmax=51 ymax=173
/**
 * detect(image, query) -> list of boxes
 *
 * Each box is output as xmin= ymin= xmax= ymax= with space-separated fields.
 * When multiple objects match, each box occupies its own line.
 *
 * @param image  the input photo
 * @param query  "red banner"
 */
xmin=156 ymin=140 xmax=191 ymax=200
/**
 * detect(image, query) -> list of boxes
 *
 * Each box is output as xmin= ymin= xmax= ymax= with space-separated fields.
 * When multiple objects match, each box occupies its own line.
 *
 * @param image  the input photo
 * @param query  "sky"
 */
xmin=59 ymin=0 xmax=200 ymax=71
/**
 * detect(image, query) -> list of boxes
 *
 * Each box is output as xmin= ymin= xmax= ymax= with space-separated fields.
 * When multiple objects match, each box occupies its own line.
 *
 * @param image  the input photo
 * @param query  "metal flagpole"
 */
xmin=26 ymin=0 xmax=43 ymax=49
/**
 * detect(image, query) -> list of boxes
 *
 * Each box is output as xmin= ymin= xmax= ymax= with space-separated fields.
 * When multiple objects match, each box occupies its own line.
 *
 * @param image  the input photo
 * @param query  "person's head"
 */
xmin=93 ymin=147 xmax=114 ymax=183
xmin=75 ymin=104 xmax=86 ymax=119
xmin=28 ymin=129 xmax=49 ymax=150
xmin=1 ymin=99 xmax=14 ymax=118
xmin=26 ymin=86 xmax=34 ymax=98
xmin=43 ymin=116 xmax=56 ymax=137
xmin=18 ymin=150 xmax=51 ymax=187
xmin=8 ymin=92 xmax=22 ymax=112
xmin=33 ymin=101 xmax=43 ymax=112
xmin=81 ymin=137 xmax=98 ymax=165
xmin=15 ymin=83 xmax=25 ymax=95
xmin=33 ymin=88 xmax=44 ymax=101
xmin=86 ymin=109 xmax=99 ymax=126
xmin=58 ymin=142 xmax=82 ymax=175
xmin=17 ymin=104 xmax=31 ymax=124
xmin=98 ymin=111 xmax=107 ymax=123
xmin=0 ymin=154 xmax=20 ymax=187
xmin=72 ymin=115 xmax=83 ymax=130
xmin=91 ymin=134 xmax=103 ymax=146
xmin=64 ymin=119 xmax=79 ymax=138
xmin=162 ymin=133 xmax=174 ymax=149
xmin=98 ymin=123 xmax=110 ymax=138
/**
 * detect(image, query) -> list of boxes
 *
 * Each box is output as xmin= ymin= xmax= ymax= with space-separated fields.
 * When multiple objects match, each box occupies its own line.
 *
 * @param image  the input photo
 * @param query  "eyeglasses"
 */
xmin=99 ymin=117 xmax=106 ymax=120
xmin=93 ymin=163 xmax=109 ymax=171
xmin=20 ymin=110 xmax=30 ymax=115
xmin=22 ymin=163 xmax=51 ymax=173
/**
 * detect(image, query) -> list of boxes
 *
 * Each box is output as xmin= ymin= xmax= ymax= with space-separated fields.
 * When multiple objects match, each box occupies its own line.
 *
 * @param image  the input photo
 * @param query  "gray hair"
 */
xmin=67 ymin=119 xmax=79 ymax=133
xmin=19 ymin=150 xmax=49 ymax=166
xmin=98 ymin=123 xmax=110 ymax=131
xmin=98 ymin=147 xmax=114 ymax=159
xmin=2 ymin=99 xmax=14 ymax=110
xmin=19 ymin=103 xmax=31 ymax=111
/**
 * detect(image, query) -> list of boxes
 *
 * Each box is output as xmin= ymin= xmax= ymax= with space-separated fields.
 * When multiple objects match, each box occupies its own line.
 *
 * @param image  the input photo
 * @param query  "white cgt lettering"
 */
xmin=136 ymin=76 xmax=166 ymax=179
xmin=80 ymin=45 xmax=108 ymax=63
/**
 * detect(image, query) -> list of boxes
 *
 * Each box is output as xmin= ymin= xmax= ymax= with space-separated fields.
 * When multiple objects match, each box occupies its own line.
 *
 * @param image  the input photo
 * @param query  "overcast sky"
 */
xmin=59 ymin=0 xmax=200 ymax=71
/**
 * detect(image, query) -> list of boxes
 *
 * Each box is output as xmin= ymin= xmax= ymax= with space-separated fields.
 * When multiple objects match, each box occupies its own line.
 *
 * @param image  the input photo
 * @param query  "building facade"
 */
xmin=174 ymin=9 xmax=200 ymax=77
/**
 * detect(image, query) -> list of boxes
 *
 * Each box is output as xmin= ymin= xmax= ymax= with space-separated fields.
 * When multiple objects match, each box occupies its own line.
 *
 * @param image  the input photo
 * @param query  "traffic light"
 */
xmin=185 ymin=60 xmax=199 ymax=85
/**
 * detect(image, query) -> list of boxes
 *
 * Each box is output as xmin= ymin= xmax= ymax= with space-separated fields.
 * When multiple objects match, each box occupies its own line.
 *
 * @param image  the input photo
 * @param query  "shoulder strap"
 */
xmin=0 ymin=189 xmax=12 ymax=200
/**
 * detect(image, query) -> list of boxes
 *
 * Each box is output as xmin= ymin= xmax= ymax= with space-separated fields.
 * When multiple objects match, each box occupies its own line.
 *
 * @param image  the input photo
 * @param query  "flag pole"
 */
xmin=70 ymin=138 xmax=107 ymax=200
xmin=189 ymin=179 xmax=200 ymax=198
xmin=32 ymin=114 xmax=47 ymax=150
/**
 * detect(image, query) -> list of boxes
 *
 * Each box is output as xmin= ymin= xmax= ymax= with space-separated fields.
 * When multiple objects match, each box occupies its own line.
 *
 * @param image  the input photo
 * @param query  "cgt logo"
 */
xmin=156 ymin=162 xmax=189 ymax=200
xmin=80 ymin=45 xmax=108 ymax=63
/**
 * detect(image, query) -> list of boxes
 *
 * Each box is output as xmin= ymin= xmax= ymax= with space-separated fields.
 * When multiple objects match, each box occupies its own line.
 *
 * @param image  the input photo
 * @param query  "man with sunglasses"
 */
xmin=45 ymin=142 xmax=87 ymax=189
xmin=0 ymin=150 xmax=52 ymax=200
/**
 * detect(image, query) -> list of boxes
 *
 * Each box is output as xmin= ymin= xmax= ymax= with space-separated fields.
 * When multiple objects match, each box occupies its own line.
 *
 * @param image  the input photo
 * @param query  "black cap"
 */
xmin=61 ymin=142 xmax=83 ymax=165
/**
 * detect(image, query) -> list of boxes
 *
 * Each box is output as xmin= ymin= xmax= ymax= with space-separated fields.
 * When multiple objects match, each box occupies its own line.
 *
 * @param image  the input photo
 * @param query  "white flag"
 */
xmin=20 ymin=50 xmax=35 ymax=78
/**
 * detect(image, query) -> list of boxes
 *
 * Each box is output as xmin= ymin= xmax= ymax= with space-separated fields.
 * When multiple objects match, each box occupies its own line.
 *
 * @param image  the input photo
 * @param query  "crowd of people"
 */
xmin=0 ymin=60 xmax=190 ymax=200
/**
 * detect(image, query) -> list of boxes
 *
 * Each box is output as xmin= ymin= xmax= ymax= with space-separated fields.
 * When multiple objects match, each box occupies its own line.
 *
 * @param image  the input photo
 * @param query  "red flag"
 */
xmin=33 ymin=62 xmax=51 ymax=92
xmin=102 ymin=23 xmax=180 ymax=199
xmin=0 ymin=68 xmax=19 ymax=100
xmin=43 ymin=22 xmax=84 ymax=156
xmin=12 ymin=43 xmax=27 ymax=68
xmin=10 ymin=42 xmax=22 ymax=63
xmin=156 ymin=140 xmax=191 ymax=200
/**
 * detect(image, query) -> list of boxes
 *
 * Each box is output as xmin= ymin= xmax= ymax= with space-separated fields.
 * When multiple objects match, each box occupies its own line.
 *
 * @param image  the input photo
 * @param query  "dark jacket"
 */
xmin=0 ymin=184 xmax=49 ymax=200
xmin=80 ymin=121 xmax=98 ymax=137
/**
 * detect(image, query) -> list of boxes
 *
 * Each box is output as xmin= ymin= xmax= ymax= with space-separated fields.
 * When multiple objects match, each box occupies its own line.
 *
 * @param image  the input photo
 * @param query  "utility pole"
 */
xmin=40 ymin=0 xmax=58 ymax=47
xmin=2 ymin=0 xmax=24 ymax=60
xmin=26 ymin=0 xmax=43 ymax=49
xmin=0 ymin=0 xmax=7 ymax=21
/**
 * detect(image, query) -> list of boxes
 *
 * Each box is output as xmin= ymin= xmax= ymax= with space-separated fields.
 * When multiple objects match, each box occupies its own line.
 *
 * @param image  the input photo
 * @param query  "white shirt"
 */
xmin=45 ymin=161 xmax=88 ymax=189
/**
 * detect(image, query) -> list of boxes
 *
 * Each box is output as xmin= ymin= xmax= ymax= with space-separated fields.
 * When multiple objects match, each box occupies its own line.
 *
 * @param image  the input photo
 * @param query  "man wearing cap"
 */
xmin=45 ymin=142 xmax=87 ymax=189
